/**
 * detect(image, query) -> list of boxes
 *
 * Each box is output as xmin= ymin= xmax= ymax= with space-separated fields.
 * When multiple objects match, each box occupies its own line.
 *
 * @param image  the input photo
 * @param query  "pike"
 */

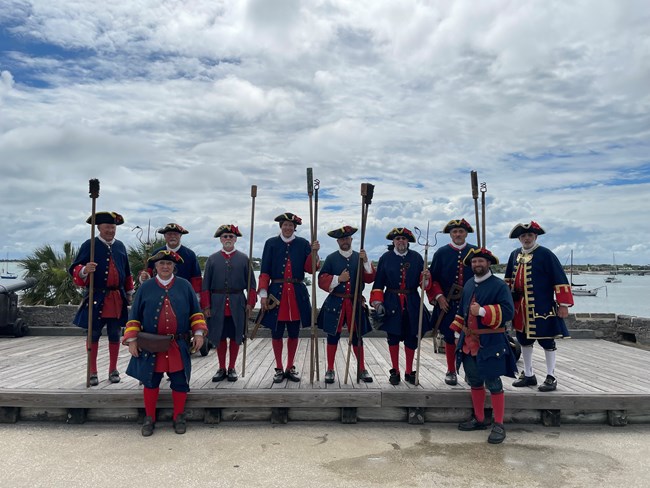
xmin=242 ymin=185 xmax=257 ymax=377
xmin=86 ymin=179 xmax=100 ymax=388
xmin=344 ymin=183 xmax=374 ymax=384
xmin=307 ymin=168 xmax=320 ymax=383
xmin=414 ymin=222 xmax=430 ymax=386
xmin=471 ymin=171 xmax=482 ymax=248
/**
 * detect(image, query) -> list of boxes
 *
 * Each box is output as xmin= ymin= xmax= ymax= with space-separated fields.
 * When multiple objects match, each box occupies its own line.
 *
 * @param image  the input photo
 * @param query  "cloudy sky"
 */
xmin=1 ymin=0 xmax=649 ymax=267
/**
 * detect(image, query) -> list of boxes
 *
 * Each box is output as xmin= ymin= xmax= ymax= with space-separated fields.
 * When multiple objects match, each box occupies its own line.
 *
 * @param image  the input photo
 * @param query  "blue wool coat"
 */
xmin=454 ymin=274 xmax=517 ymax=380
xmin=125 ymin=277 xmax=203 ymax=387
xmin=317 ymin=250 xmax=372 ymax=336
xmin=69 ymin=237 xmax=132 ymax=329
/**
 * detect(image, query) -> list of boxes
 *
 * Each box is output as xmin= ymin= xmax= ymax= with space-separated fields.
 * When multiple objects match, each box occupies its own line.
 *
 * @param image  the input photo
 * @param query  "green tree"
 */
xmin=19 ymin=242 xmax=83 ymax=305
xmin=128 ymin=237 xmax=166 ymax=289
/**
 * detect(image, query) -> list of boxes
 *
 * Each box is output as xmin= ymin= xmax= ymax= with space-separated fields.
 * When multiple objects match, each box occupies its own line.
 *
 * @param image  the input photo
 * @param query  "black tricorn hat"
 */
xmin=443 ymin=218 xmax=474 ymax=233
xmin=158 ymin=223 xmax=189 ymax=235
xmin=87 ymin=212 xmax=124 ymax=226
xmin=386 ymin=227 xmax=415 ymax=243
xmin=148 ymin=250 xmax=184 ymax=264
xmin=463 ymin=247 xmax=499 ymax=266
xmin=214 ymin=224 xmax=243 ymax=238
xmin=274 ymin=212 xmax=302 ymax=226
xmin=327 ymin=225 xmax=358 ymax=239
xmin=509 ymin=221 xmax=546 ymax=239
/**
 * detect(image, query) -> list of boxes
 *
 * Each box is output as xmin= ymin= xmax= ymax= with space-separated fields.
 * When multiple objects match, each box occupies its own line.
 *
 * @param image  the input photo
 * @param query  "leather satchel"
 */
xmin=137 ymin=332 xmax=173 ymax=353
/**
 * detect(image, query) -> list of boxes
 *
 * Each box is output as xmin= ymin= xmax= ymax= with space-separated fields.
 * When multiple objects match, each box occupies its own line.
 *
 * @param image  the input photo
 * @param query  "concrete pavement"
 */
xmin=1 ymin=422 xmax=648 ymax=488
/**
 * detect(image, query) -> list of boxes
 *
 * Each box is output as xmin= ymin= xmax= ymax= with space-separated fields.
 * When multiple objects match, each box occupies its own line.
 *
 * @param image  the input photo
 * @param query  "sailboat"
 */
xmin=569 ymin=250 xmax=599 ymax=297
xmin=1 ymin=253 xmax=17 ymax=279
xmin=604 ymin=253 xmax=622 ymax=283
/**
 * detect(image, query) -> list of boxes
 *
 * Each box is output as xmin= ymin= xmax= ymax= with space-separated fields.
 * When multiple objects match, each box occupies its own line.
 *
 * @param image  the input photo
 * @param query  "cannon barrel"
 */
xmin=0 ymin=277 xmax=37 ymax=294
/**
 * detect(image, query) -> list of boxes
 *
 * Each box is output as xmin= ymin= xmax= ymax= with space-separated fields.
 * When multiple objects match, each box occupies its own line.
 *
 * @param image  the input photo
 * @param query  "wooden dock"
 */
xmin=1 ymin=336 xmax=649 ymax=426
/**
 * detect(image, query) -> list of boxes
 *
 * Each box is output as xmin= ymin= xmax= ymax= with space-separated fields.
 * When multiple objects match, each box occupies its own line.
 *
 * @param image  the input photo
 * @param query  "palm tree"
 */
xmin=19 ymin=242 xmax=83 ymax=305
xmin=128 ymin=238 xmax=165 ymax=289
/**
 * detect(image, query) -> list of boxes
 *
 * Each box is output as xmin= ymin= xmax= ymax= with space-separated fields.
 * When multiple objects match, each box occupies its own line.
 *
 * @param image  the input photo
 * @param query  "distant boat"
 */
xmin=1 ymin=253 xmax=18 ymax=279
xmin=569 ymin=250 xmax=599 ymax=297
xmin=605 ymin=253 xmax=622 ymax=283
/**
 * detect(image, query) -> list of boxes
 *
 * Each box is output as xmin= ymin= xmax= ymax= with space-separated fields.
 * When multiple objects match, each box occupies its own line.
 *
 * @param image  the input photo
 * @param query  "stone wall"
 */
xmin=13 ymin=306 xmax=650 ymax=346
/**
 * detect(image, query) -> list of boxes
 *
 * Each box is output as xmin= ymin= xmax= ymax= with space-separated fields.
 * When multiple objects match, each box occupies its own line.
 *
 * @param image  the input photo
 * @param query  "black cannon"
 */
xmin=0 ymin=278 xmax=36 ymax=337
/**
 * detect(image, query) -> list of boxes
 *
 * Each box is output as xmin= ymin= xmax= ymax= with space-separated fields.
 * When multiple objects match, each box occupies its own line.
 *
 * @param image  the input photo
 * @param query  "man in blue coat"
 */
xmin=451 ymin=248 xmax=515 ymax=444
xmin=317 ymin=225 xmax=376 ymax=384
xmin=203 ymin=224 xmax=257 ymax=382
xmin=427 ymin=218 xmax=478 ymax=386
xmin=141 ymin=222 xmax=206 ymax=305
xmin=69 ymin=211 xmax=135 ymax=386
xmin=505 ymin=221 xmax=574 ymax=392
xmin=370 ymin=227 xmax=431 ymax=385
xmin=123 ymin=250 xmax=207 ymax=436
xmin=258 ymin=213 xmax=320 ymax=383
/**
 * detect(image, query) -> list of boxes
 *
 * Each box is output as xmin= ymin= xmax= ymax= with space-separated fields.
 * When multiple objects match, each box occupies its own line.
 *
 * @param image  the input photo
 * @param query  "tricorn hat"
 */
xmin=327 ymin=225 xmax=358 ymax=239
xmin=386 ymin=227 xmax=415 ymax=243
xmin=148 ymin=250 xmax=184 ymax=264
xmin=158 ymin=223 xmax=188 ymax=235
xmin=463 ymin=247 xmax=499 ymax=266
xmin=274 ymin=212 xmax=302 ymax=226
xmin=214 ymin=224 xmax=242 ymax=238
xmin=443 ymin=218 xmax=474 ymax=233
xmin=87 ymin=212 xmax=124 ymax=226
xmin=509 ymin=221 xmax=546 ymax=239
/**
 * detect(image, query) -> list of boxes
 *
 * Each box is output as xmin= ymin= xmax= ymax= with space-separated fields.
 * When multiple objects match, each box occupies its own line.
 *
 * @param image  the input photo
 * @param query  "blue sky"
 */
xmin=1 ymin=0 xmax=650 ymax=265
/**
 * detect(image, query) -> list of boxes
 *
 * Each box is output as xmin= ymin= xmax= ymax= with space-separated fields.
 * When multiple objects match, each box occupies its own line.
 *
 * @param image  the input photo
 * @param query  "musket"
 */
xmin=242 ymin=185 xmax=257 ymax=377
xmin=344 ymin=182 xmax=374 ymax=384
xmin=249 ymin=294 xmax=279 ymax=340
xmin=86 ymin=179 xmax=100 ymax=388
xmin=414 ymin=222 xmax=430 ymax=386
xmin=471 ymin=171 xmax=481 ymax=248
xmin=307 ymin=168 xmax=321 ymax=383
xmin=431 ymin=282 xmax=464 ymax=351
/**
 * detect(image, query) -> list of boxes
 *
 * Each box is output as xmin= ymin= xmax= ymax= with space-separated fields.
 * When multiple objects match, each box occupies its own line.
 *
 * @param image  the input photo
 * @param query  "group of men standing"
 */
xmin=70 ymin=210 xmax=573 ymax=442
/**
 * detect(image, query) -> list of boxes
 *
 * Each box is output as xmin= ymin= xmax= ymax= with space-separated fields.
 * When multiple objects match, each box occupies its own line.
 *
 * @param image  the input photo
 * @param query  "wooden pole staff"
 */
xmin=307 ymin=168 xmax=320 ymax=384
xmin=86 ymin=178 xmax=100 ymax=388
xmin=344 ymin=183 xmax=373 ymax=384
xmin=242 ymin=185 xmax=257 ymax=378
xmin=471 ymin=170 xmax=481 ymax=248
xmin=480 ymin=181 xmax=487 ymax=248
xmin=415 ymin=222 xmax=430 ymax=386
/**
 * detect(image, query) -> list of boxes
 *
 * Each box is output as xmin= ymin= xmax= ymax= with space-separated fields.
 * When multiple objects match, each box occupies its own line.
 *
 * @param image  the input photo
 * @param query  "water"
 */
xmin=3 ymin=264 xmax=648 ymax=318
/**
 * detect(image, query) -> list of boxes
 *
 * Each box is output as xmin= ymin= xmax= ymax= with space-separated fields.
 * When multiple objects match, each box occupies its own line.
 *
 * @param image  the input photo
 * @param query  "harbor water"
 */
xmin=2 ymin=262 xmax=648 ymax=318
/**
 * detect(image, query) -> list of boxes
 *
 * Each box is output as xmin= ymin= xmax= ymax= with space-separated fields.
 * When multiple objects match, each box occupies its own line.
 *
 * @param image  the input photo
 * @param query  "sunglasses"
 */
xmin=221 ymin=234 xmax=236 ymax=239
xmin=394 ymin=236 xmax=408 ymax=241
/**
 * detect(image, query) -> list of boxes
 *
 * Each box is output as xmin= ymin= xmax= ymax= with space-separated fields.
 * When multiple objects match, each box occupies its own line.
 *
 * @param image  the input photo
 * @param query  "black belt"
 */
xmin=333 ymin=292 xmax=353 ymax=299
xmin=175 ymin=332 xmax=190 ymax=341
xmin=271 ymin=278 xmax=303 ymax=284
xmin=211 ymin=288 xmax=244 ymax=294
xmin=93 ymin=287 xmax=120 ymax=291
xmin=386 ymin=288 xmax=416 ymax=295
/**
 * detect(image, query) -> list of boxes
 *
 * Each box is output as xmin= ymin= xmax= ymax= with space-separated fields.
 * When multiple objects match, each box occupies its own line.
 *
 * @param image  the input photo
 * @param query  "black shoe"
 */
xmin=173 ymin=413 xmax=187 ymax=435
xmin=488 ymin=422 xmax=506 ymax=444
xmin=404 ymin=371 xmax=417 ymax=385
xmin=458 ymin=415 xmax=488 ymax=431
xmin=285 ymin=366 xmax=300 ymax=382
xmin=445 ymin=371 xmax=458 ymax=386
xmin=227 ymin=368 xmax=238 ymax=382
xmin=89 ymin=374 xmax=99 ymax=386
xmin=389 ymin=368 xmax=401 ymax=385
xmin=109 ymin=370 xmax=120 ymax=384
xmin=324 ymin=369 xmax=335 ymax=384
xmin=273 ymin=368 xmax=285 ymax=383
xmin=212 ymin=368 xmax=227 ymax=382
xmin=141 ymin=416 xmax=155 ymax=437
xmin=538 ymin=374 xmax=557 ymax=392
xmin=512 ymin=373 xmax=537 ymax=387
xmin=359 ymin=370 xmax=373 ymax=383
